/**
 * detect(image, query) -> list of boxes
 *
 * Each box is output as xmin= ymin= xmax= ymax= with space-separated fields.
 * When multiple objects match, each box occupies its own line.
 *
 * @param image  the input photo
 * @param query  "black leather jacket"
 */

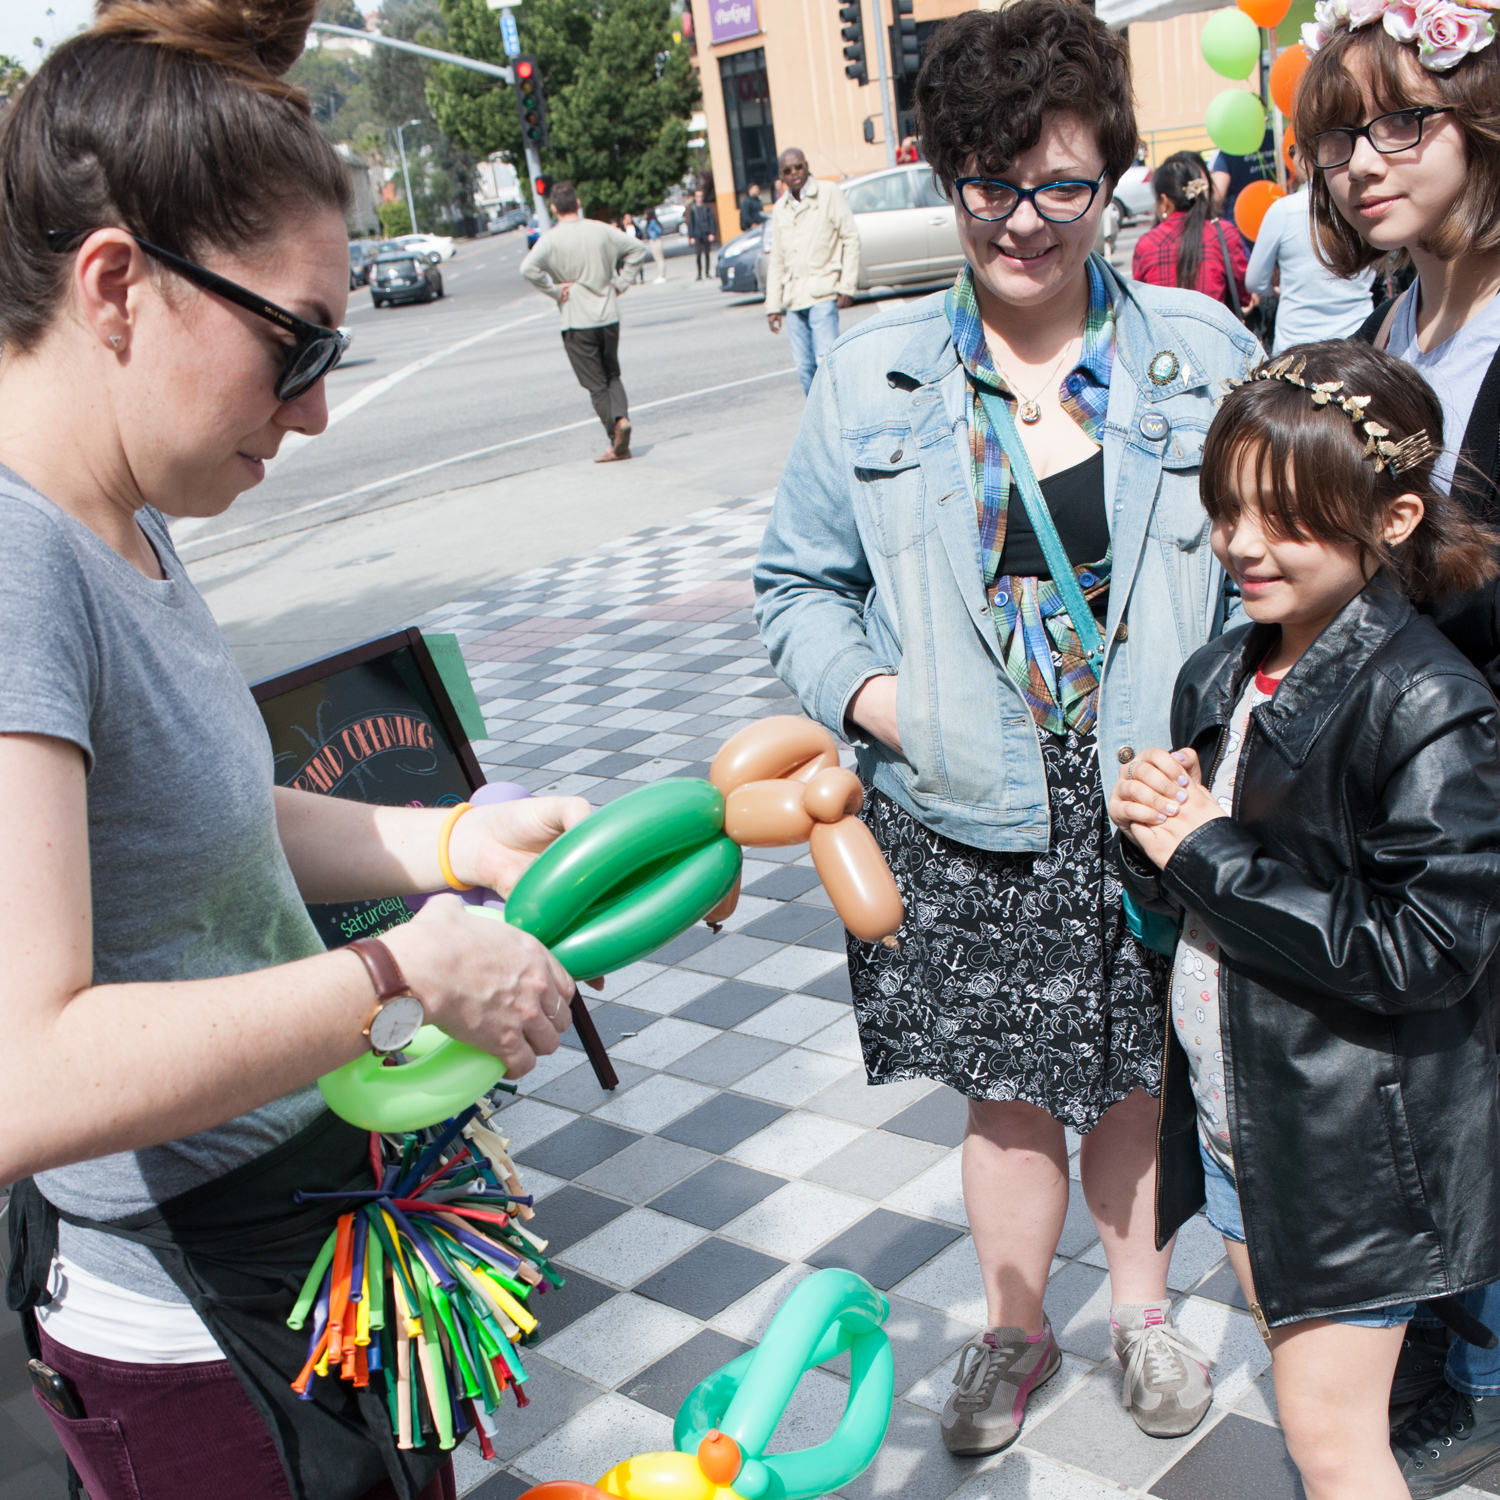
xmin=1119 ymin=577 xmax=1500 ymax=1325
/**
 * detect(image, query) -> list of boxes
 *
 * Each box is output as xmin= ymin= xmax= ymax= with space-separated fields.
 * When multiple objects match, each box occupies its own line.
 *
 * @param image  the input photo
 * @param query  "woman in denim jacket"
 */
xmin=754 ymin=2 xmax=1258 ymax=1455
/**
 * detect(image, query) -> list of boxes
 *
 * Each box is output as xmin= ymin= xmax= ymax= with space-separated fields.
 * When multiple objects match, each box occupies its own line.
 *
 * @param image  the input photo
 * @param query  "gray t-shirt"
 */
xmin=1389 ymin=286 xmax=1500 ymax=492
xmin=0 ymin=470 xmax=326 ymax=1300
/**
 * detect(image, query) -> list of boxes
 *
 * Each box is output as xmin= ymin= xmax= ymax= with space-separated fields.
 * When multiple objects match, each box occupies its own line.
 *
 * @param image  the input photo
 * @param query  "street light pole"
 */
xmin=871 ymin=0 xmax=897 ymax=168
xmin=396 ymin=118 xmax=421 ymax=235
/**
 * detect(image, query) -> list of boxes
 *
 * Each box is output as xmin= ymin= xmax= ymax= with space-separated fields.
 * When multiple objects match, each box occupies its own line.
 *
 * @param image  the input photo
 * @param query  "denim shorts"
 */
xmin=1197 ymin=1136 xmax=1416 ymax=1329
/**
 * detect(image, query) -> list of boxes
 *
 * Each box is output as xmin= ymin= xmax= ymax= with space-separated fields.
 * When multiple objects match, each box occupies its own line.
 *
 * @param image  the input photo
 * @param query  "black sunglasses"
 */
xmin=47 ymin=230 xmax=350 ymax=402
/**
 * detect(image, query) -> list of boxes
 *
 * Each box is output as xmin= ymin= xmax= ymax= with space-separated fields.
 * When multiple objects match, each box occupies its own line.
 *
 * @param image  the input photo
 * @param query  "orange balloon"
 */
xmin=698 ymin=1431 xmax=743 ymax=1487
xmin=1269 ymin=43 xmax=1310 ymax=118
xmin=801 ymin=767 xmax=864 ymax=824
xmin=725 ymin=779 xmax=815 ymax=846
xmin=519 ymin=1487 xmax=612 ymax=1500
xmin=809 ymin=818 xmax=904 ymax=945
xmin=1233 ymin=178 xmax=1285 ymax=242
xmin=1238 ymin=0 xmax=1291 ymax=28
xmin=1281 ymin=125 xmax=1298 ymax=176
xmin=710 ymin=716 xmax=838 ymax=795
xmin=786 ymin=748 xmax=840 ymax=783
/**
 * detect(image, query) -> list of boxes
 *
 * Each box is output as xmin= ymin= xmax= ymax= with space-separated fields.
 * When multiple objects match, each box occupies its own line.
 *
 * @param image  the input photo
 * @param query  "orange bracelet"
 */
xmin=437 ymin=802 xmax=475 ymax=891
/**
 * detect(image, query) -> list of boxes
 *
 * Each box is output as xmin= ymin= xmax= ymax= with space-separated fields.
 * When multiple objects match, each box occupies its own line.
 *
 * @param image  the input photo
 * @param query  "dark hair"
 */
xmin=1201 ymin=339 xmax=1497 ymax=599
xmin=551 ymin=181 xmax=580 ymax=215
xmin=914 ymin=1 xmax=1136 ymax=195
xmin=0 ymin=0 xmax=350 ymax=352
xmin=1294 ymin=22 xmax=1500 ymax=275
xmin=1152 ymin=151 xmax=1214 ymax=292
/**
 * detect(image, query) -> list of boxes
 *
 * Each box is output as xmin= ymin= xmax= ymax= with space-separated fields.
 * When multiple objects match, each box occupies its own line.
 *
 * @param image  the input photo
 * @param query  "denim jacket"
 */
xmin=753 ymin=257 xmax=1261 ymax=852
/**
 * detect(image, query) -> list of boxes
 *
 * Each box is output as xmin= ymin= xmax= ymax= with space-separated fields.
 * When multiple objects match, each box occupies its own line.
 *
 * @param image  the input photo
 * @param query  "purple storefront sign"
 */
xmin=709 ymin=0 xmax=760 ymax=44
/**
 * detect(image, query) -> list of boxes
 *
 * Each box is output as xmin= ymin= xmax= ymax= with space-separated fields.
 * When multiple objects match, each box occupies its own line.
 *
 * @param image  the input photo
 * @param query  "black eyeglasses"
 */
xmin=47 ymin=230 xmax=350 ymax=402
xmin=954 ymin=176 xmax=1105 ymax=224
xmin=1313 ymin=106 xmax=1452 ymax=169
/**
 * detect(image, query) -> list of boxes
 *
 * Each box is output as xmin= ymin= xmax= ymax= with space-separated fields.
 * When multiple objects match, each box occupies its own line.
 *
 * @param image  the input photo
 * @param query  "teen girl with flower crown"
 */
xmin=1110 ymin=338 xmax=1500 ymax=1500
xmin=1295 ymin=3 xmax=1500 ymax=1489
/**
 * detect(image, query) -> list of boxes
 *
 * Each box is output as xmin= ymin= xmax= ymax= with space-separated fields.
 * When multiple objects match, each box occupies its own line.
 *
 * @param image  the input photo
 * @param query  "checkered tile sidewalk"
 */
xmin=409 ymin=493 xmax=1383 ymax=1500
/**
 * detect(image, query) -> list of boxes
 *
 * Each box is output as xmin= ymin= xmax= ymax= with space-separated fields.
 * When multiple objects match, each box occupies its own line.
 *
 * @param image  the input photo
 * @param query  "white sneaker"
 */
xmin=1111 ymin=1301 xmax=1214 ymax=1437
xmin=653 ymin=276 xmax=666 ymax=284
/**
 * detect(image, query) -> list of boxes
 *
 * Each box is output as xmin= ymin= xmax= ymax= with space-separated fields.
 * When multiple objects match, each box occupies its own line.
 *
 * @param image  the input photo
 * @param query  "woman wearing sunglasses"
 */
xmin=755 ymin=0 xmax=1258 ymax=1456
xmin=0 ymin=4 xmax=584 ymax=1498
xmin=1295 ymin=7 xmax=1500 ymax=1493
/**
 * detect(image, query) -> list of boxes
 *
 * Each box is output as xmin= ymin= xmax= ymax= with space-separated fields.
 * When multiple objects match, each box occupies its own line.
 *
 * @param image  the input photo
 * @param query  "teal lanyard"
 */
xmin=973 ymin=387 xmax=1106 ymax=672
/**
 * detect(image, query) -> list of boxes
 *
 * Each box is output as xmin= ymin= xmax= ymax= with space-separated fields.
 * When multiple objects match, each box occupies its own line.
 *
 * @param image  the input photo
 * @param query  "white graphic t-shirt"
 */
xmin=1171 ymin=665 xmax=1279 ymax=1175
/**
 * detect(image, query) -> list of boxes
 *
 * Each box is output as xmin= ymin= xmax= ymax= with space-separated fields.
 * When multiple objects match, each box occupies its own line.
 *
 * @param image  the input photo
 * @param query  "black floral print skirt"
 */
xmin=848 ymin=731 xmax=1168 ymax=1132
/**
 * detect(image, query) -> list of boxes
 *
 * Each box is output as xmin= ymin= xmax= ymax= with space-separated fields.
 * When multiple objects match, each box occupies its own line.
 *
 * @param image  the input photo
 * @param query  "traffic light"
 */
xmin=839 ymin=1 xmax=866 ymax=85
xmin=514 ymin=55 xmax=549 ymax=150
xmin=533 ymin=174 xmax=552 ymax=199
xmin=891 ymin=0 xmax=919 ymax=81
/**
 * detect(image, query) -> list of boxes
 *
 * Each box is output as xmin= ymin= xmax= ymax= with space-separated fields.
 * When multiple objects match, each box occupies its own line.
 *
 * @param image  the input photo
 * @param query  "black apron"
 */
xmin=6 ymin=1110 xmax=447 ymax=1500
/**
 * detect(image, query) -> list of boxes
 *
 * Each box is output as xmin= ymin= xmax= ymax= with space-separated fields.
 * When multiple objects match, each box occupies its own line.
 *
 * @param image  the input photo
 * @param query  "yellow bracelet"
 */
xmin=437 ymin=803 xmax=475 ymax=891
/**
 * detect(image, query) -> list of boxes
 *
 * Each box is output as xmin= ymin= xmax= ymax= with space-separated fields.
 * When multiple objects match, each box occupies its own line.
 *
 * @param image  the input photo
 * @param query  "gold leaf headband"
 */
xmin=1245 ymin=354 xmax=1435 ymax=477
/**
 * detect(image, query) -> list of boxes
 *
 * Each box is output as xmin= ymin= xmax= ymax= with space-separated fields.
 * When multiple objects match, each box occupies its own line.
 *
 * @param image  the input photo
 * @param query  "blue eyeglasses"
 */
xmin=954 ymin=176 xmax=1106 ymax=224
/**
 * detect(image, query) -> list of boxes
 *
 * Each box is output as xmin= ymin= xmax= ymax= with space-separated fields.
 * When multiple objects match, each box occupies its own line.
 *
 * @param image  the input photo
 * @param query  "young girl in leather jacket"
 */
xmin=1108 ymin=339 xmax=1500 ymax=1500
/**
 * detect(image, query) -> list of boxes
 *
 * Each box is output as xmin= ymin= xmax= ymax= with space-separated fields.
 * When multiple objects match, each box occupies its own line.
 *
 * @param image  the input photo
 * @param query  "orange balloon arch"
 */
xmin=1234 ymin=179 xmax=1286 ymax=242
xmin=1269 ymin=42 xmax=1311 ymax=117
xmin=1237 ymin=0 xmax=1292 ymax=28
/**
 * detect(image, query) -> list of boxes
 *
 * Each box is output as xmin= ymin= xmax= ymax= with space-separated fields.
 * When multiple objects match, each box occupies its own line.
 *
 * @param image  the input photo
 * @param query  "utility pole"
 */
xmin=871 ymin=0 xmax=896 ymax=168
xmin=396 ymin=118 xmax=421 ymax=234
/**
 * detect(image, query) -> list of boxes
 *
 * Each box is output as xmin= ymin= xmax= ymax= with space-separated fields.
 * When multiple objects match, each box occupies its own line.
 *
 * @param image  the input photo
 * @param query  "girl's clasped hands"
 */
xmin=1108 ymin=745 xmax=1221 ymax=867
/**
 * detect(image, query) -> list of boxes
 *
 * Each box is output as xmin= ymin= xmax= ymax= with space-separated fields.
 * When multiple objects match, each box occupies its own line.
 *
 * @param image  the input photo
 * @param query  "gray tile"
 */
xmin=577 ymin=1135 xmax=713 ymax=1201
xmin=805 ymin=1130 xmax=949 ymax=1196
xmin=558 ymin=1001 xmax=657 ymax=1052
xmin=678 ymin=934 xmax=785 ymax=977
xmin=464 ymin=1471 xmax=536 ymax=1500
xmin=807 ymin=1209 xmax=964 ymax=1290
xmin=515 ymin=1118 xmax=641 ymax=1180
xmin=1195 ymin=1259 xmax=1250 ymax=1311
xmin=1044 ymin=1260 xmax=1112 ymax=1359
xmin=588 ymin=728 xmax=653 ymax=752
xmin=884 ymin=1087 xmax=970 ymax=1148
xmin=578 ymin=751 xmax=650 ymax=778
xmin=482 ymin=1353 xmax=602 ymax=1462
xmin=526 ymin=1186 xmax=631 ymax=1256
xmin=838 ymin=1399 xmax=1009 ymax=1500
xmin=666 ymin=1032 xmax=787 ymax=1087
xmin=741 ymin=904 xmax=831 ymax=943
xmin=650 ymin=1160 xmax=784 ymax=1229
xmin=535 ymin=1058 xmax=651 ymax=1112
xmin=796 ymin=921 xmax=848 ymax=952
xmin=620 ymin=1328 xmax=752 ymax=1418
xmin=659 ymin=1093 xmax=788 ymax=1154
xmin=1056 ymin=1185 xmax=1102 ymax=1259
xmin=636 ymin=1237 xmax=788 ymax=1320
xmin=805 ymin=1072 xmax=936 ymax=1127
xmin=674 ymin=980 xmax=785 ymax=1029
xmin=745 ymin=866 xmax=823 ymax=900
xmin=648 ymin=926 xmax=720 ymax=964
xmin=799 ymin=965 xmax=853 ymax=1002
xmin=1150 ymin=1412 xmax=1304 ymax=1499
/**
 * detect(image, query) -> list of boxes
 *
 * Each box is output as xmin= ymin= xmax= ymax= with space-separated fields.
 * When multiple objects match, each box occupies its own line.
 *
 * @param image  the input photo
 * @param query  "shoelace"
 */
xmin=1115 ymin=1322 xmax=1214 ymax=1407
xmin=1395 ymin=1385 xmax=1478 ymax=1467
xmin=950 ymin=1333 xmax=1025 ymax=1412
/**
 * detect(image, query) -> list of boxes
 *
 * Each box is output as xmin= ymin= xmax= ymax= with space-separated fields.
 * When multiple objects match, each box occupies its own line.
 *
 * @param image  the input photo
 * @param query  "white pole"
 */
xmin=397 ymin=120 xmax=420 ymax=234
xmin=871 ymin=0 xmax=897 ymax=168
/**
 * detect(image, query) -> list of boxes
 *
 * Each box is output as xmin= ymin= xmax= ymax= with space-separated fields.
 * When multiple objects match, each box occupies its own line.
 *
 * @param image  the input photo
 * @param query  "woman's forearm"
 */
xmin=275 ymin=786 xmax=452 ymax=903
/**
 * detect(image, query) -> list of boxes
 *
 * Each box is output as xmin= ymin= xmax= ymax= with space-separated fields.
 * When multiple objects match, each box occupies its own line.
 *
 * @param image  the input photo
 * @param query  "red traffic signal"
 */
xmin=515 ymin=58 xmax=535 ymax=81
xmin=534 ymin=174 xmax=552 ymax=197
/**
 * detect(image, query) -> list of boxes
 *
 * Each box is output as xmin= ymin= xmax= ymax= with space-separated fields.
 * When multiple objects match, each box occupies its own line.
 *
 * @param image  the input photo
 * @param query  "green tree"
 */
xmin=317 ymin=0 xmax=367 ymax=27
xmin=0 ymin=54 xmax=28 ymax=111
xmin=379 ymin=200 xmax=414 ymax=236
xmin=287 ymin=47 xmax=363 ymax=128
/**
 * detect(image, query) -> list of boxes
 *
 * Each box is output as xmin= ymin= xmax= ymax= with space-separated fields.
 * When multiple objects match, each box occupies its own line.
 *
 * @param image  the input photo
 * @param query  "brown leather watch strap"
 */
xmin=347 ymin=937 xmax=411 ymax=1001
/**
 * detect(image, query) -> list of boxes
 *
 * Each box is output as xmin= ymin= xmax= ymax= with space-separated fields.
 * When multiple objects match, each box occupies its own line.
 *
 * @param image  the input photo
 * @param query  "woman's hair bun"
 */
xmin=91 ymin=0 xmax=318 ymax=83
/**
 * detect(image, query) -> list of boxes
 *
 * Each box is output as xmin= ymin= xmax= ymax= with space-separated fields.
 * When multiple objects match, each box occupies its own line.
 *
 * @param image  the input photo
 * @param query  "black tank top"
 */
xmin=996 ymin=448 xmax=1108 ymax=579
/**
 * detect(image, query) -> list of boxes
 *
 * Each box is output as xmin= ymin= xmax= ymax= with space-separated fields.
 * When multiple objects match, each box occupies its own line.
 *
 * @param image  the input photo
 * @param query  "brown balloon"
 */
xmin=809 ymin=818 xmax=905 ymax=945
xmin=710 ymin=716 xmax=838 ymax=796
xmin=725 ymin=780 xmax=815 ymax=847
xmin=801 ymin=767 xmax=864 ymax=824
xmin=785 ymin=749 xmax=840 ymax=784
xmin=702 ymin=872 xmax=741 ymax=928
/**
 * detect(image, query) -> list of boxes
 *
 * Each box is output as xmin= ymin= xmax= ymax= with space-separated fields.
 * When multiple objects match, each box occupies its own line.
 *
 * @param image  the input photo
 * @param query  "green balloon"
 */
xmin=1206 ymin=88 xmax=1268 ymax=155
xmin=1200 ymin=7 xmax=1262 ymax=79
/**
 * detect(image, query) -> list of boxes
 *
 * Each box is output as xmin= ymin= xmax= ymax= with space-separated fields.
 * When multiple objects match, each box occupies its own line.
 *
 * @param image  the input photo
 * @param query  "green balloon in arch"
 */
xmin=1201 ymin=7 xmax=1263 ymax=79
xmin=1206 ymin=89 xmax=1269 ymax=156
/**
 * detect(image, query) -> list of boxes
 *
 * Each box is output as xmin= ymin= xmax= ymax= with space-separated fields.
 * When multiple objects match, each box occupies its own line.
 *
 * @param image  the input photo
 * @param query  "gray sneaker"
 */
xmin=1111 ymin=1301 xmax=1214 ymax=1438
xmin=940 ymin=1318 xmax=1062 ymax=1455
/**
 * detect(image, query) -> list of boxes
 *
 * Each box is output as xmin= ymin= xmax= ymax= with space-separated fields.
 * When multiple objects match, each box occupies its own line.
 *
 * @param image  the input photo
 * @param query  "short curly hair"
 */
xmin=915 ymin=1 xmax=1137 ymax=195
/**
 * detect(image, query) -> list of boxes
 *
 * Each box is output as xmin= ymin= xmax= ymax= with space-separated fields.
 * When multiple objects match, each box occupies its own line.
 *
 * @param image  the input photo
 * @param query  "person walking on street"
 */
xmin=644 ymin=206 xmax=667 ymax=283
xmin=764 ymin=147 xmax=861 ymax=393
xmin=740 ymin=183 xmax=766 ymax=231
xmin=521 ymin=181 xmax=646 ymax=462
xmin=621 ymin=212 xmax=645 ymax=283
xmin=688 ymin=188 xmax=718 ymax=279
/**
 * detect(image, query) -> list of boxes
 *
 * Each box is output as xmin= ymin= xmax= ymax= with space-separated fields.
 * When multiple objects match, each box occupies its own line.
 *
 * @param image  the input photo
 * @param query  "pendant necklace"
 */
xmin=990 ymin=318 xmax=1086 ymax=425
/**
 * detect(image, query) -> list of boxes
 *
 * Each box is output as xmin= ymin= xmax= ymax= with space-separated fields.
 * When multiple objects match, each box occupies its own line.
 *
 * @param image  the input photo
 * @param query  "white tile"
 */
xmin=1167 ymin=1213 xmax=1232 ymax=1293
xmin=450 ymin=1431 xmax=494 ymax=1494
xmin=620 ymin=967 xmax=722 ymax=1016
xmin=489 ymin=1098 xmax=575 ymax=1153
xmin=728 ymin=1110 xmax=868 ymax=1176
xmin=714 ymin=895 xmax=782 ymax=933
xmin=884 ymin=1150 xmax=967 ymax=1227
xmin=512 ymin=1392 xmax=675 ymax=1486
xmin=709 ymin=1262 xmax=817 ymax=1343
xmin=514 ymin=1164 xmax=565 ymax=1204
xmin=734 ymin=1048 xmax=859 ymax=1107
xmin=594 ymin=960 xmax=664 ymax=1000
xmin=734 ymin=993 xmax=847 ymax=1045
xmin=592 ymin=1074 xmax=717 ymax=1132
xmin=722 ymin=1180 xmax=870 ymax=1262
xmin=629 ymin=732 xmax=693 ymax=756
xmin=802 ymin=1013 xmax=864 ymax=1060
xmin=947 ymin=1448 xmax=1132 ymax=1500
xmin=893 ymin=1235 xmax=988 ymax=1327
xmin=765 ymin=1366 xmax=850 ymax=1454
xmin=736 ymin=947 xmax=845 ymax=991
xmin=556 ymin=1207 xmax=706 ymax=1285
xmin=740 ymin=857 xmax=783 ymax=885
xmin=618 ymin=758 xmax=690 ymax=784
xmin=609 ymin=1017 xmax=720 ymax=1070
xmin=536 ymin=1292 xmax=701 ymax=1386
xmin=514 ymin=1047 xmax=587 ymax=1095
xmin=1173 ymin=1295 xmax=1272 ymax=1407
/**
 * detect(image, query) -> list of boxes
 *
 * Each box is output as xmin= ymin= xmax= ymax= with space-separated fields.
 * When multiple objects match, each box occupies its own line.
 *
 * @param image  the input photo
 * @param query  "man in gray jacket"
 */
xmin=521 ymin=181 xmax=648 ymax=462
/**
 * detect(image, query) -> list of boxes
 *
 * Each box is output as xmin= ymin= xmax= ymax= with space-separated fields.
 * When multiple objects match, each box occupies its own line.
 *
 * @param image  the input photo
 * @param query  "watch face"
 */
xmin=368 ymin=994 xmax=425 ymax=1053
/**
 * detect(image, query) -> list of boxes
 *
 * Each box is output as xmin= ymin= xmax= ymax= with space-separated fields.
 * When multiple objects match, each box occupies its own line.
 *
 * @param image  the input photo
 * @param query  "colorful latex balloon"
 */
xmin=1234 ymin=178 xmax=1285 ymax=241
xmin=518 ymin=1486 xmax=615 ymax=1500
xmin=1206 ymin=89 xmax=1268 ymax=155
xmin=800 ymin=767 xmax=864 ymax=824
xmin=809 ymin=820 xmax=904 ymax=946
xmin=1282 ymin=126 xmax=1298 ymax=176
xmin=710 ymin=716 xmax=839 ymax=795
xmin=470 ymin=781 xmax=530 ymax=806
xmin=1269 ymin=41 xmax=1310 ymax=115
xmin=1200 ymin=8 xmax=1262 ymax=78
xmin=1238 ymin=0 xmax=1292 ymax=29
xmin=725 ymin=780 xmax=815 ymax=847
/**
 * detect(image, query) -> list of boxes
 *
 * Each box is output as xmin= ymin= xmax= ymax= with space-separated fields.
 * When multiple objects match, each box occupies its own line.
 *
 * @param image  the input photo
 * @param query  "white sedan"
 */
xmin=397 ymin=233 xmax=457 ymax=262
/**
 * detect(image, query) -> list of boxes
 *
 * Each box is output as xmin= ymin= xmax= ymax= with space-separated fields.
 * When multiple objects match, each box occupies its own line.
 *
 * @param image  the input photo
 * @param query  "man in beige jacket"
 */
xmin=764 ymin=148 xmax=861 ymax=393
xmin=521 ymin=181 xmax=648 ymax=462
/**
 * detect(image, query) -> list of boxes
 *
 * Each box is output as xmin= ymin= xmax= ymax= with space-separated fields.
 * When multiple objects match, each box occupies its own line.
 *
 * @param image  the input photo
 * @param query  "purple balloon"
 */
xmin=402 ymin=787 xmax=529 ymax=913
xmin=471 ymin=781 xmax=530 ymax=807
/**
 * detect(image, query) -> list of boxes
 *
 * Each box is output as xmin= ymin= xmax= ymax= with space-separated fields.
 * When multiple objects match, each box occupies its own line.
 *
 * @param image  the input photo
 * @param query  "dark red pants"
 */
xmin=36 ymin=1326 xmax=456 ymax=1500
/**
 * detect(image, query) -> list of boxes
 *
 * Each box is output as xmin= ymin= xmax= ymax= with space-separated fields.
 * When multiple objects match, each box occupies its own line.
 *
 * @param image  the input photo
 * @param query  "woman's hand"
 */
xmin=382 ymin=893 xmax=576 ymax=1079
xmin=446 ymin=794 xmax=593 ymax=897
xmin=1109 ymin=747 xmax=1224 ymax=868
xmin=848 ymin=674 xmax=902 ymax=754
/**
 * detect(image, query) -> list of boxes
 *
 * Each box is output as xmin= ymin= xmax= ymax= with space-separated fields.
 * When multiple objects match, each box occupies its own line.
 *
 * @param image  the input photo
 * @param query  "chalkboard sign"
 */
xmin=253 ymin=629 xmax=482 ymax=950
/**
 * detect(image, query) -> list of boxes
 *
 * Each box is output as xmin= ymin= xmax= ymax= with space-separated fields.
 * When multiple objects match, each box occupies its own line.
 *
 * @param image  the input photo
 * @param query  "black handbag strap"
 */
xmin=1213 ymin=221 xmax=1246 ymax=323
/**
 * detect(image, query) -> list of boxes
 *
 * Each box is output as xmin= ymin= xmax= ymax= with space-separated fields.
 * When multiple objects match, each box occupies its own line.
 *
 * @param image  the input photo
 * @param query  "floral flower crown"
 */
xmin=1246 ymin=354 xmax=1436 ymax=475
xmin=1303 ymin=0 xmax=1496 ymax=72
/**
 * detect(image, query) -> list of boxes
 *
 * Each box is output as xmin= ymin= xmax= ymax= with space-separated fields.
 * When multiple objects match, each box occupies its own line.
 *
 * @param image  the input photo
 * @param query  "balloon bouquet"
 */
xmin=290 ymin=717 xmax=905 ymax=1459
